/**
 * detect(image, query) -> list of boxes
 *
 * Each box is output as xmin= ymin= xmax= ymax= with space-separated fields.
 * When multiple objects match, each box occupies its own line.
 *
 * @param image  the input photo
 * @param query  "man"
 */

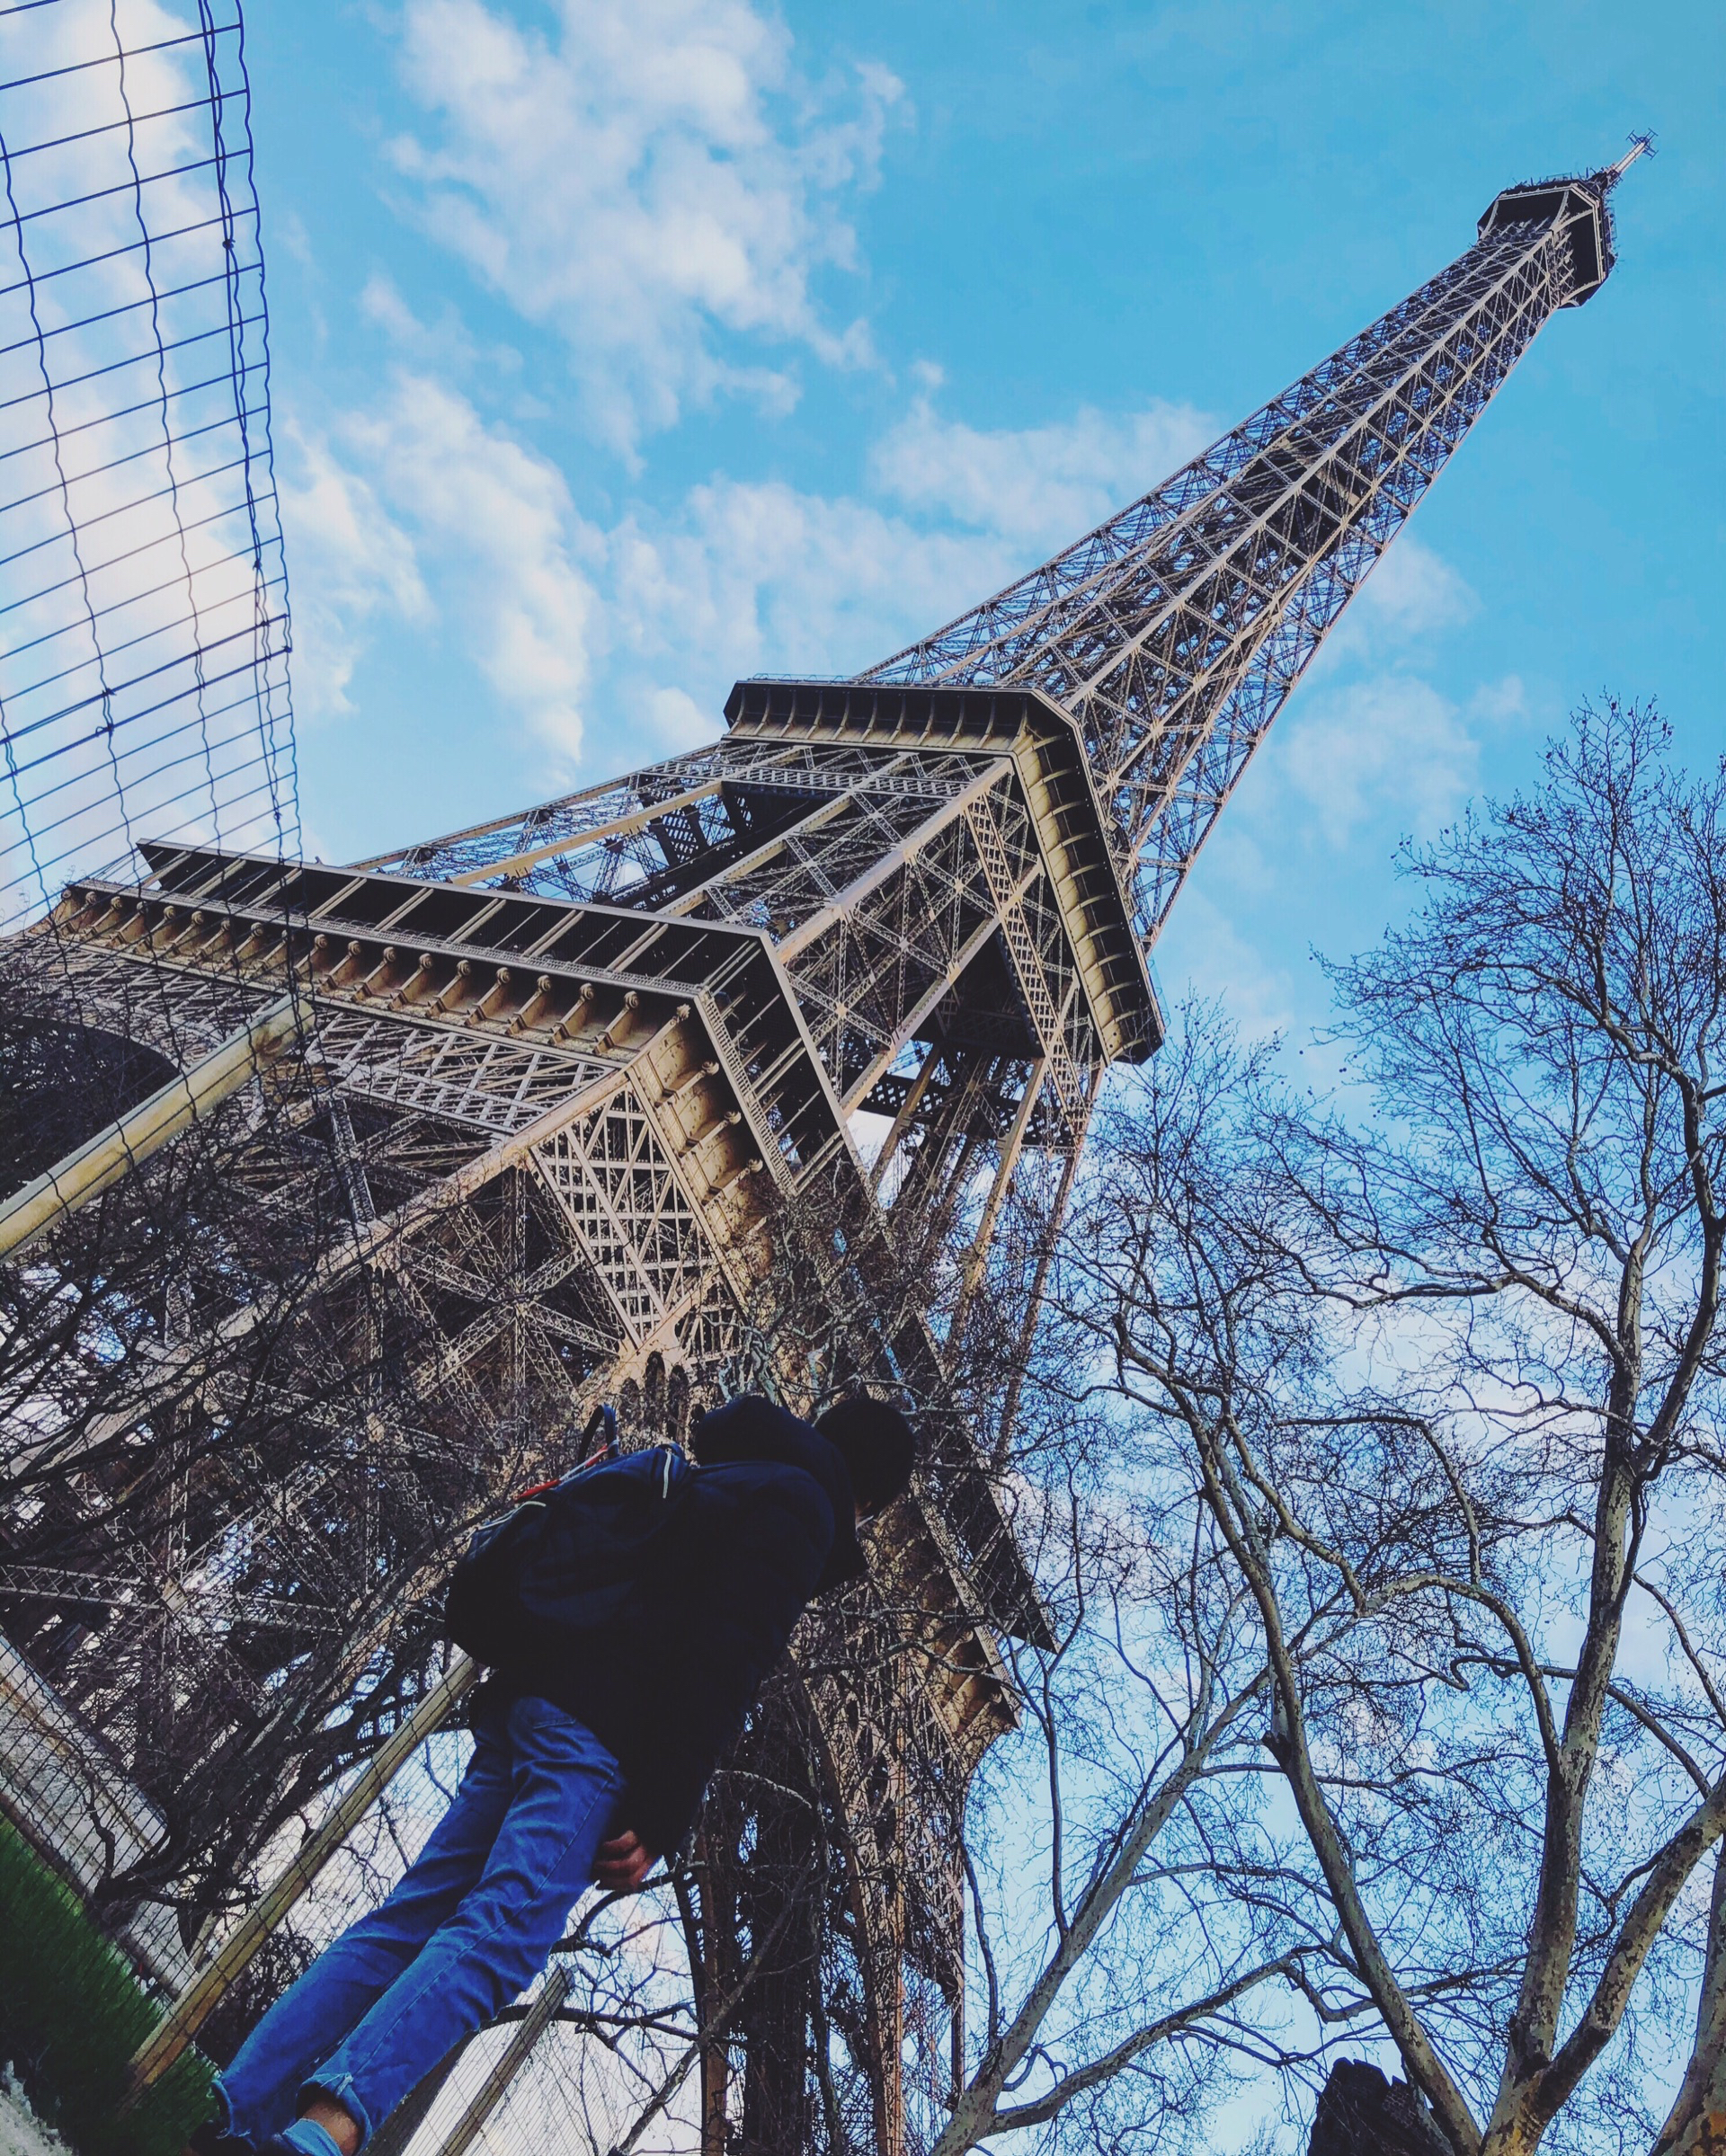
xmin=193 ymin=1390 xmax=916 ymax=2156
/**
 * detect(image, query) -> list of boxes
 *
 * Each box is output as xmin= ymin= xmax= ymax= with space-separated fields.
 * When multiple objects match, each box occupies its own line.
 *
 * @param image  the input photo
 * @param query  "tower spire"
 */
xmin=859 ymin=158 xmax=1635 ymax=941
xmin=1603 ymin=130 xmax=1656 ymax=183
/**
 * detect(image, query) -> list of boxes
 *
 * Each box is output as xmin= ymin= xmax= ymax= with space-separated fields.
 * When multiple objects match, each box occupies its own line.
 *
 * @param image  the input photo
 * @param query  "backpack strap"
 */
xmin=510 ymin=1400 xmax=619 ymax=1504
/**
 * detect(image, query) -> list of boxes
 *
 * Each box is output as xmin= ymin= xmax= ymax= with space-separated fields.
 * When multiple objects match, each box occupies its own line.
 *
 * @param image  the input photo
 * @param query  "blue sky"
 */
xmin=247 ymin=0 xmax=1722 ymax=1045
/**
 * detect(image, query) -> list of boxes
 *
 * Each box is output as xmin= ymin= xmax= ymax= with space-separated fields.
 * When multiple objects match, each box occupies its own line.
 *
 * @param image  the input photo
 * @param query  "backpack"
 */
xmin=445 ymin=1406 xmax=693 ymax=1669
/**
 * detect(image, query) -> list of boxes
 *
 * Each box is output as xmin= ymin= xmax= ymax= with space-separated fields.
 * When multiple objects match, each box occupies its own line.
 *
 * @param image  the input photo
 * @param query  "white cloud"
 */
xmin=353 ymin=374 xmax=603 ymax=762
xmin=609 ymin=478 xmax=1020 ymax=691
xmin=608 ymin=391 xmax=1223 ymax=720
xmin=280 ymin=425 xmax=428 ymax=721
xmin=1279 ymin=675 xmax=1480 ymax=847
xmin=1150 ymin=885 xmax=1295 ymax=1044
xmin=282 ymin=373 xmax=601 ymax=765
xmin=1471 ymin=672 xmax=1528 ymax=725
xmin=871 ymin=391 xmax=1214 ymax=553
xmin=1229 ymin=537 xmax=1513 ymax=852
xmin=280 ymin=364 xmax=1226 ymax=779
xmin=1361 ymin=535 xmax=1477 ymax=635
xmin=1330 ymin=534 xmax=1478 ymax=657
xmin=641 ymin=684 xmax=714 ymax=752
xmin=387 ymin=0 xmax=902 ymax=450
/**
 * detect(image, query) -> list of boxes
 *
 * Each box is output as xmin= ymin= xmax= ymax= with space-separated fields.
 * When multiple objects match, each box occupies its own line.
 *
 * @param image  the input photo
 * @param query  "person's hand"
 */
xmin=596 ymin=1827 xmax=655 ymax=1892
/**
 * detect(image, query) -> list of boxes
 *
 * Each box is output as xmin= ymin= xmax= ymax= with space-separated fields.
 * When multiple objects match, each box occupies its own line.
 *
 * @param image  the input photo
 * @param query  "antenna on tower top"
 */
xmin=1604 ymin=130 xmax=1657 ymax=182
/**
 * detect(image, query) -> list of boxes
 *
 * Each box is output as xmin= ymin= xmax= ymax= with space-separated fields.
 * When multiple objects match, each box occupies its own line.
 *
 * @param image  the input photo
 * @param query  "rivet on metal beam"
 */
xmin=469 ymin=966 xmax=514 ymax=1025
xmin=353 ymin=945 xmax=398 ymax=1000
xmin=670 ymin=1059 xmax=721 ymax=1104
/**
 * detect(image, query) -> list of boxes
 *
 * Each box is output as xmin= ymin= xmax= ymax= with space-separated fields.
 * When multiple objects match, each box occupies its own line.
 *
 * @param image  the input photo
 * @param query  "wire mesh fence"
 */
xmin=0 ymin=0 xmax=294 ymax=927
xmin=0 ymin=6 xmax=313 ymax=2147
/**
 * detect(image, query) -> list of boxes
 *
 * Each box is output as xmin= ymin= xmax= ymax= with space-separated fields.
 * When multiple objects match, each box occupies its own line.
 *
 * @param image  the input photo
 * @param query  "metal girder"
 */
xmin=723 ymin=679 xmax=1160 ymax=1062
xmin=351 ymin=720 xmax=1132 ymax=1111
xmin=530 ymin=1080 xmax=716 ymax=1345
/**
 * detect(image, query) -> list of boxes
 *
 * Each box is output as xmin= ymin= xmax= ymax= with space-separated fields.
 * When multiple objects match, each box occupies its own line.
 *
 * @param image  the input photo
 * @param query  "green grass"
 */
xmin=0 ymin=1816 xmax=212 ymax=2156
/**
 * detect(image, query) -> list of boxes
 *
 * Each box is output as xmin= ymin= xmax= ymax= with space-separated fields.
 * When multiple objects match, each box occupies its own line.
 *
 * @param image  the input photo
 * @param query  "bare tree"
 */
xmin=922 ymin=1275 xmax=1347 ymax=2154
xmin=0 ymin=964 xmax=609 ymax=1947
xmin=1065 ymin=703 xmax=1726 ymax=2153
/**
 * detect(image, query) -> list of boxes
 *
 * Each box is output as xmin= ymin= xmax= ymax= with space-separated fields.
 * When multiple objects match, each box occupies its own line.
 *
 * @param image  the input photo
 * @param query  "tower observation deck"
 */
xmin=5 ymin=148 xmax=1641 ymax=2155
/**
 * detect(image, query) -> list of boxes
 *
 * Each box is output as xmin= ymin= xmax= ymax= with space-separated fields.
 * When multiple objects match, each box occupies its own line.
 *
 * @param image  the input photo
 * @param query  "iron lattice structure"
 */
xmin=0 ymin=136 xmax=1638 ymax=2156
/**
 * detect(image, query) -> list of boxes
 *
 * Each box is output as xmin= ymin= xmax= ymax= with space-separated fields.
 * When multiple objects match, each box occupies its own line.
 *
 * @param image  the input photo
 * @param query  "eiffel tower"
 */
xmin=3 ymin=147 xmax=1641 ymax=2154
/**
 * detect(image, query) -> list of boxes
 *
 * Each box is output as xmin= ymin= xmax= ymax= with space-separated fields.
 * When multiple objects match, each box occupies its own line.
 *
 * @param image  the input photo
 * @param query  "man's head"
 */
xmin=815 ymin=1395 xmax=916 ymax=1521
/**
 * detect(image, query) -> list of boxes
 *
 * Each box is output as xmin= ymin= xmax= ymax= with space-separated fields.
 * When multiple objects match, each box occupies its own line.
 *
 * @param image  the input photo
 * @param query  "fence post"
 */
xmin=431 ymin=1965 xmax=571 ymax=2156
xmin=0 ymin=997 xmax=300 ymax=1260
xmin=124 ymin=1652 xmax=478 ymax=2098
xmin=364 ymin=2040 xmax=473 ymax=2156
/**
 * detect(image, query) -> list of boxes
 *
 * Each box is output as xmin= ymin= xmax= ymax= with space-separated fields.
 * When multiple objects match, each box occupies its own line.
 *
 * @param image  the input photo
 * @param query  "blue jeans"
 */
xmin=216 ymin=1692 xmax=625 ymax=2149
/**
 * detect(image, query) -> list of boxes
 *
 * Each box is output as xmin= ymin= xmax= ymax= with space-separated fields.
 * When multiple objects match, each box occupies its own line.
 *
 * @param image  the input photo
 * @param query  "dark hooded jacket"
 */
xmin=497 ymin=1393 xmax=862 ymax=1858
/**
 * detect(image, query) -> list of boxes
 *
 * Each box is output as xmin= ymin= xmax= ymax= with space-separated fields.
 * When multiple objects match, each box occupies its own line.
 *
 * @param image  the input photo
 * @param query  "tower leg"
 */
xmin=737 ymin=1761 xmax=819 ymax=2152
